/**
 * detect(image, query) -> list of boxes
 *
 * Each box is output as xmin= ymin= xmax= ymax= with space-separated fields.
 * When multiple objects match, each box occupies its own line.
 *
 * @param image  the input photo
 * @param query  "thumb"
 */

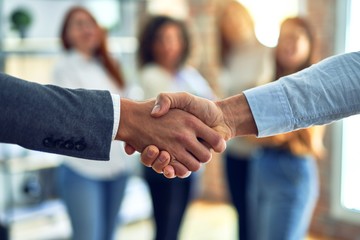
xmin=151 ymin=93 xmax=173 ymax=117
xmin=151 ymin=92 xmax=194 ymax=117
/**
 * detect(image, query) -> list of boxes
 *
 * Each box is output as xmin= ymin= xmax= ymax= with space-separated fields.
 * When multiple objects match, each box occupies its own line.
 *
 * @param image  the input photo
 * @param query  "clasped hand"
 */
xmin=124 ymin=92 xmax=236 ymax=178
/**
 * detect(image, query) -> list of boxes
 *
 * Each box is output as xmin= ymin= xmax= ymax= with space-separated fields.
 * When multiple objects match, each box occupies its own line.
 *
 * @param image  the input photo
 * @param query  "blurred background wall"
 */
xmin=0 ymin=0 xmax=360 ymax=239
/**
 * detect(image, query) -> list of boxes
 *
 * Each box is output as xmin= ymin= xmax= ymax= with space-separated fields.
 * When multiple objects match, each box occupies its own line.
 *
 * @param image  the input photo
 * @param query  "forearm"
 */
xmin=0 ymin=73 xmax=113 ymax=160
xmin=244 ymin=51 xmax=360 ymax=137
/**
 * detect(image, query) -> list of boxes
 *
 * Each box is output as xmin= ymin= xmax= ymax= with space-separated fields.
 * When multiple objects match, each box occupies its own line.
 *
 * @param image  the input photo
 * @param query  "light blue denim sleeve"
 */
xmin=244 ymin=51 xmax=360 ymax=137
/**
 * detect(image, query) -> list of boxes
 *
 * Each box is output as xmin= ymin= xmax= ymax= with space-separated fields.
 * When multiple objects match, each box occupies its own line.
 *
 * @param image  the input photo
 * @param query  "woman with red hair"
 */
xmin=53 ymin=7 xmax=130 ymax=240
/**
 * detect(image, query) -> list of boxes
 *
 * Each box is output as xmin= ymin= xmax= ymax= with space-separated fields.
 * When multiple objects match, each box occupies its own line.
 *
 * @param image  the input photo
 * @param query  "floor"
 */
xmin=10 ymin=200 xmax=327 ymax=240
xmin=116 ymin=201 xmax=238 ymax=240
xmin=116 ymin=201 xmax=328 ymax=240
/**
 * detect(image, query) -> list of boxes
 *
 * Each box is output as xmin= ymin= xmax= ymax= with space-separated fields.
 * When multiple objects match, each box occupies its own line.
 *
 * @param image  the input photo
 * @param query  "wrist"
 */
xmin=116 ymin=98 xmax=156 ymax=151
xmin=116 ymin=98 xmax=135 ymax=142
xmin=217 ymin=94 xmax=258 ymax=138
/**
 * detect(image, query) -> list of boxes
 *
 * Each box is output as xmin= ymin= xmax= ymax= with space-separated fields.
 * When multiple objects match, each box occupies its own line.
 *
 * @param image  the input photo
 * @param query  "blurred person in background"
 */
xmin=217 ymin=1 xmax=274 ymax=239
xmin=137 ymin=15 xmax=215 ymax=240
xmin=248 ymin=17 xmax=325 ymax=240
xmin=52 ymin=7 xmax=132 ymax=240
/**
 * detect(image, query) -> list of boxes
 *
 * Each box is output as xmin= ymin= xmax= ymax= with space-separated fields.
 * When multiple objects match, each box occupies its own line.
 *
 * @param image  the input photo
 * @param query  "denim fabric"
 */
xmin=57 ymin=165 xmax=128 ymax=240
xmin=244 ymin=51 xmax=360 ymax=137
xmin=248 ymin=148 xmax=319 ymax=240
xmin=225 ymin=153 xmax=250 ymax=240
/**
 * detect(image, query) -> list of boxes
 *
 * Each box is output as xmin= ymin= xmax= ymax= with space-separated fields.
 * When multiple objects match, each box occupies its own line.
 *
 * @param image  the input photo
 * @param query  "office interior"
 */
xmin=0 ymin=0 xmax=359 ymax=239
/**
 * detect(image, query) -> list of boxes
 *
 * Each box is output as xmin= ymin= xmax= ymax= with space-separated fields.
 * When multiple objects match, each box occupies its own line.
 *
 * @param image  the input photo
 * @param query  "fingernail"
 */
xmin=151 ymin=105 xmax=160 ymax=114
xmin=147 ymin=148 xmax=156 ymax=158
xmin=158 ymin=155 xmax=166 ymax=163
xmin=164 ymin=169 xmax=173 ymax=178
xmin=183 ymin=171 xmax=192 ymax=178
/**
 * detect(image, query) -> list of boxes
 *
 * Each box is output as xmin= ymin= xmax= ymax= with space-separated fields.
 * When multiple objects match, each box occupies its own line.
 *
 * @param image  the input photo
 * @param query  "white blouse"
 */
xmin=52 ymin=50 xmax=132 ymax=180
xmin=219 ymin=42 xmax=275 ymax=157
xmin=140 ymin=63 xmax=215 ymax=100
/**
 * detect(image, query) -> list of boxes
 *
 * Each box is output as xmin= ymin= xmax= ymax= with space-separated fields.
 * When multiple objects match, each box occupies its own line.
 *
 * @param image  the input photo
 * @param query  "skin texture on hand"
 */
xmin=116 ymin=98 xmax=226 ymax=177
xmin=140 ymin=92 xmax=258 ymax=178
xmin=151 ymin=92 xmax=235 ymax=140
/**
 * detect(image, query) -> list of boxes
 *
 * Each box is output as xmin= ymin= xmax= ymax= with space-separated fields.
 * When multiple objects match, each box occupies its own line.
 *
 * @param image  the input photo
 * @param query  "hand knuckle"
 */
xmin=175 ymin=132 xmax=188 ymax=142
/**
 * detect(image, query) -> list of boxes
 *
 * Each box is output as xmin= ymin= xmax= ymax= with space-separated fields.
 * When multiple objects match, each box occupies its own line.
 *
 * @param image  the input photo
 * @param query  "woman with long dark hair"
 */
xmin=138 ymin=15 xmax=215 ymax=240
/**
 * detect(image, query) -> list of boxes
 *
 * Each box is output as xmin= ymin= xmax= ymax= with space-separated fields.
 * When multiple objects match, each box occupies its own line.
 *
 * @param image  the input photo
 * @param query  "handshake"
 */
xmin=117 ymin=92 xmax=258 ymax=179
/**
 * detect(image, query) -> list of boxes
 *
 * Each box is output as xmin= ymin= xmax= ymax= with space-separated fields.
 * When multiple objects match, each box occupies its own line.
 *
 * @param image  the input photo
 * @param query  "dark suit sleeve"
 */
xmin=0 ymin=73 xmax=114 ymax=160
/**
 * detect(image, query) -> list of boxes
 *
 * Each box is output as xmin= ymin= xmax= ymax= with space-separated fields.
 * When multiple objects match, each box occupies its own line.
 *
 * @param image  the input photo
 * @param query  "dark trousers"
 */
xmin=144 ymin=166 xmax=192 ymax=240
xmin=0 ymin=224 xmax=9 ymax=240
xmin=225 ymin=152 xmax=250 ymax=240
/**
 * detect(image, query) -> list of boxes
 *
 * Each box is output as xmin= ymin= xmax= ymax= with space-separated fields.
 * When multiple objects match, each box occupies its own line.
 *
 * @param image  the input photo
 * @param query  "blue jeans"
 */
xmin=248 ymin=148 xmax=319 ymax=240
xmin=57 ymin=165 xmax=128 ymax=240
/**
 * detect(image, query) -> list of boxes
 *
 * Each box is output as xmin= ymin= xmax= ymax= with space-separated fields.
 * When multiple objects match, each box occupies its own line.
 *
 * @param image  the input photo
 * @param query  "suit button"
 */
xmin=54 ymin=138 xmax=64 ymax=147
xmin=43 ymin=136 xmax=55 ymax=148
xmin=62 ymin=138 xmax=74 ymax=150
xmin=75 ymin=138 xmax=87 ymax=151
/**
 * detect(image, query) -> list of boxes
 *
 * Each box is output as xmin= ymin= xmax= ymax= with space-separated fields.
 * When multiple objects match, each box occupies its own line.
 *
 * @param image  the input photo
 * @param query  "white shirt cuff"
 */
xmin=111 ymin=94 xmax=121 ymax=140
